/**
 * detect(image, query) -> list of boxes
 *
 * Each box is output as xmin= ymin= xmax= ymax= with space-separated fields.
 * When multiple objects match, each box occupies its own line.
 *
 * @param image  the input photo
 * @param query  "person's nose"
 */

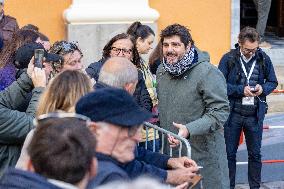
xmin=167 ymin=45 xmax=174 ymax=52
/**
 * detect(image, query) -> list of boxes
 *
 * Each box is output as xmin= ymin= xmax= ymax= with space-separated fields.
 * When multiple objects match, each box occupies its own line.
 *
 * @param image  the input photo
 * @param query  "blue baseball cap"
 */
xmin=75 ymin=88 xmax=151 ymax=127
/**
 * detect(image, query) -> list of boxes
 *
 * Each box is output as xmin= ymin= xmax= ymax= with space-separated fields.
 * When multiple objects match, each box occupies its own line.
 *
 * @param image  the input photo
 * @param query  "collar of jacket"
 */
xmin=96 ymin=152 xmax=125 ymax=167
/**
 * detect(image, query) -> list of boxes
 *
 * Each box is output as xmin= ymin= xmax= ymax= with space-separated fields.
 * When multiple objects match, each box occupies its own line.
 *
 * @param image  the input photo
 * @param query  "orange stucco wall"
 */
xmin=5 ymin=0 xmax=71 ymax=43
xmin=149 ymin=0 xmax=231 ymax=64
xmin=4 ymin=0 xmax=230 ymax=64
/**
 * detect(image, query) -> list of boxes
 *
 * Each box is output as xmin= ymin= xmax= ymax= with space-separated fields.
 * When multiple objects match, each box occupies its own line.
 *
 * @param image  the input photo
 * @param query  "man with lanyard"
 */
xmin=218 ymin=26 xmax=278 ymax=189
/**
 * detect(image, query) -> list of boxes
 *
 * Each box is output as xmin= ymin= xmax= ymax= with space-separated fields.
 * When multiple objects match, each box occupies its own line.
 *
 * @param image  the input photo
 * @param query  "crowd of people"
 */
xmin=0 ymin=2 xmax=278 ymax=189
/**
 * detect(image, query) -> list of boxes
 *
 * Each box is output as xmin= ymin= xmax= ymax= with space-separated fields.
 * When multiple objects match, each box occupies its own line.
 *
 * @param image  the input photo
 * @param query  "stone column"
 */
xmin=64 ymin=0 xmax=159 ymax=66
xmin=231 ymin=0 xmax=240 ymax=49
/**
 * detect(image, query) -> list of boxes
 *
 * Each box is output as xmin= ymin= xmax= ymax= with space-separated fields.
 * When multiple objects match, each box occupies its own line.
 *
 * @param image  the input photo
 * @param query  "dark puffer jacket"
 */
xmin=218 ymin=47 xmax=278 ymax=124
xmin=86 ymin=59 xmax=152 ymax=112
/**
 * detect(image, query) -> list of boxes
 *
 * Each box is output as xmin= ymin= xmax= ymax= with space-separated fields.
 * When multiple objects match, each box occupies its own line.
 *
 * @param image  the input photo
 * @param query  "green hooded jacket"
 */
xmin=157 ymin=48 xmax=230 ymax=189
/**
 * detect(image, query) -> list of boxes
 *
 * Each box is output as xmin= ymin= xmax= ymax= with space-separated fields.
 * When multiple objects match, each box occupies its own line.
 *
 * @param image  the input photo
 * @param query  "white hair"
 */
xmin=98 ymin=58 xmax=138 ymax=89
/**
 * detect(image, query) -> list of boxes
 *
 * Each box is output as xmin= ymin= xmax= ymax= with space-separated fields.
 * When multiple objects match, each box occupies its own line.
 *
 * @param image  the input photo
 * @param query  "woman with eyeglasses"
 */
xmin=16 ymin=69 xmax=93 ymax=169
xmin=127 ymin=22 xmax=160 ymax=152
xmin=49 ymin=40 xmax=84 ymax=72
xmin=86 ymin=33 xmax=153 ymax=114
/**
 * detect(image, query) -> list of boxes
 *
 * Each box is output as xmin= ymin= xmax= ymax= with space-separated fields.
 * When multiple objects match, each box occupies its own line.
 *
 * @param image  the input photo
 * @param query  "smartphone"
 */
xmin=250 ymin=87 xmax=257 ymax=93
xmin=34 ymin=49 xmax=44 ymax=68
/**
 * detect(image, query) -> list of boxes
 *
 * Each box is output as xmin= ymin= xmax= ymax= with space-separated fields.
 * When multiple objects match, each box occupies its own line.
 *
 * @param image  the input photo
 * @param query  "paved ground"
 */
xmin=235 ymin=113 xmax=284 ymax=189
xmin=236 ymin=181 xmax=284 ymax=189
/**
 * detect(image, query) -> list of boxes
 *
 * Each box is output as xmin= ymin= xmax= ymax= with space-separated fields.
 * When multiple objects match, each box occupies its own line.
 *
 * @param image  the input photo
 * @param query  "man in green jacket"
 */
xmin=0 ymin=61 xmax=47 ymax=177
xmin=156 ymin=24 xmax=230 ymax=188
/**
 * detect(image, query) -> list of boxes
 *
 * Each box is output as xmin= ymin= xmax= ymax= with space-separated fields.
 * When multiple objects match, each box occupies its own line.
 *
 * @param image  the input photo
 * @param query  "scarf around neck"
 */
xmin=162 ymin=46 xmax=198 ymax=77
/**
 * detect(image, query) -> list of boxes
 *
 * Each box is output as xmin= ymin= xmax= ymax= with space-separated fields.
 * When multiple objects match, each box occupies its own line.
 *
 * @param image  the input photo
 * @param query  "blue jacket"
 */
xmin=218 ymin=47 xmax=278 ymax=124
xmin=87 ymin=153 xmax=129 ymax=188
xmin=0 ymin=168 xmax=61 ymax=189
xmin=122 ymin=147 xmax=168 ymax=182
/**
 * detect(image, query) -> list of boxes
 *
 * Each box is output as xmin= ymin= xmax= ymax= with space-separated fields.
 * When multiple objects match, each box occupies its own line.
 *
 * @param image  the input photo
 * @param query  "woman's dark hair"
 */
xmin=0 ymin=29 xmax=40 ymax=68
xmin=127 ymin=21 xmax=155 ymax=41
xmin=148 ymin=41 xmax=163 ymax=74
xmin=21 ymin=24 xmax=39 ymax=31
xmin=102 ymin=33 xmax=140 ymax=67
xmin=238 ymin=26 xmax=260 ymax=44
xmin=160 ymin=23 xmax=194 ymax=47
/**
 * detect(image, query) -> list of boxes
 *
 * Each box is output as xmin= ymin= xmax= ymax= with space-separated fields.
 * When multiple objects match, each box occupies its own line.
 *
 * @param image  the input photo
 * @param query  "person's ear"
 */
xmin=27 ymin=158 xmax=35 ymax=172
xmin=136 ymin=37 xmax=144 ymax=44
xmin=88 ymin=122 xmax=97 ymax=135
xmin=186 ymin=42 xmax=192 ymax=50
xmin=124 ymin=81 xmax=137 ymax=95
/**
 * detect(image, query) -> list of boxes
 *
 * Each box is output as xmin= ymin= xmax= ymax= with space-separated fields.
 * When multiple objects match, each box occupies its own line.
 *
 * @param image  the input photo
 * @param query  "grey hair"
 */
xmin=98 ymin=61 xmax=138 ymax=89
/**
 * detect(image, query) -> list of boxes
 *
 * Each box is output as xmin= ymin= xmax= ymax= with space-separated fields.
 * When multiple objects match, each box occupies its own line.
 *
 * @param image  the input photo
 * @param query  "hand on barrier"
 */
xmin=167 ymin=156 xmax=198 ymax=169
xmin=168 ymin=122 xmax=189 ymax=147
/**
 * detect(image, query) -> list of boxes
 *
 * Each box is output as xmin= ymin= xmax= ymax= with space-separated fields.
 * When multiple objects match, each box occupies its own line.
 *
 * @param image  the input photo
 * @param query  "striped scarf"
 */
xmin=163 ymin=47 xmax=198 ymax=77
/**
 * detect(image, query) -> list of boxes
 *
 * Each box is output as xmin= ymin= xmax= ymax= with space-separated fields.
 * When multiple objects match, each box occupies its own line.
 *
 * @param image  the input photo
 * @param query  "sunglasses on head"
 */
xmin=34 ymin=112 xmax=91 ymax=127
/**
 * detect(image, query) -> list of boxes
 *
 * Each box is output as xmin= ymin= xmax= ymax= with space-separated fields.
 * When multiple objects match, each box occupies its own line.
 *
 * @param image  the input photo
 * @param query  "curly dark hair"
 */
xmin=102 ymin=33 xmax=141 ymax=68
xmin=160 ymin=24 xmax=194 ymax=47
xmin=238 ymin=26 xmax=260 ymax=44
xmin=49 ymin=40 xmax=82 ymax=57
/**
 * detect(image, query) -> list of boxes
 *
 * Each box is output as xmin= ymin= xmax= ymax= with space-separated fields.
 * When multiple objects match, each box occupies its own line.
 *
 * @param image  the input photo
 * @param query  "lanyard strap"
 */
xmin=239 ymin=58 xmax=256 ymax=85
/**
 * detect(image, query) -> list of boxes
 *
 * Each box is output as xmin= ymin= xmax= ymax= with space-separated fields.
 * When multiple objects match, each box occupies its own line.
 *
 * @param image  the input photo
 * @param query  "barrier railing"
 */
xmin=272 ymin=89 xmax=284 ymax=94
xmin=143 ymin=122 xmax=203 ymax=189
xmin=143 ymin=122 xmax=191 ymax=158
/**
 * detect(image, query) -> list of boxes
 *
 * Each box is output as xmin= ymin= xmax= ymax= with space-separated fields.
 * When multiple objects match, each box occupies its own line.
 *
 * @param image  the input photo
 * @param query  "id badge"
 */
xmin=242 ymin=97 xmax=254 ymax=105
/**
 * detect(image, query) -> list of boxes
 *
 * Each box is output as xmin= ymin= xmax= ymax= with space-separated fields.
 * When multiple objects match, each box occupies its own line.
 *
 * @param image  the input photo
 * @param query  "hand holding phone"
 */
xmin=250 ymin=87 xmax=258 ymax=93
xmin=34 ymin=49 xmax=44 ymax=68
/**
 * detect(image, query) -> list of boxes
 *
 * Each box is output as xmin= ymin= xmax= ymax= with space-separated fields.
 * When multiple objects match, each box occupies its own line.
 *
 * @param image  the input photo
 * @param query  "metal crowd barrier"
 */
xmin=272 ymin=89 xmax=284 ymax=94
xmin=143 ymin=122 xmax=191 ymax=158
xmin=143 ymin=122 xmax=203 ymax=189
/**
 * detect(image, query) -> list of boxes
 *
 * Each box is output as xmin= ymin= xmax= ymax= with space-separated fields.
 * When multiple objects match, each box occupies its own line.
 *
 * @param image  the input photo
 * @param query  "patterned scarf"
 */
xmin=163 ymin=46 xmax=198 ymax=77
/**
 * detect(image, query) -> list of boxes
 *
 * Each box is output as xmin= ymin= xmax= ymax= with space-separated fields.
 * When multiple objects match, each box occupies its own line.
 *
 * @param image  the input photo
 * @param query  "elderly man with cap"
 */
xmin=76 ymin=88 xmax=152 ymax=187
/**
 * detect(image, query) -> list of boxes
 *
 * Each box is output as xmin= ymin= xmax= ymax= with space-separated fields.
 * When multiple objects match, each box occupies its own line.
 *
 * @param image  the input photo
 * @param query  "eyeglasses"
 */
xmin=241 ymin=47 xmax=259 ymax=54
xmin=127 ymin=125 xmax=142 ymax=137
xmin=111 ymin=47 xmax=132 ymax=56
xmin=34 ymin=112 xmax=91 ymax=127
